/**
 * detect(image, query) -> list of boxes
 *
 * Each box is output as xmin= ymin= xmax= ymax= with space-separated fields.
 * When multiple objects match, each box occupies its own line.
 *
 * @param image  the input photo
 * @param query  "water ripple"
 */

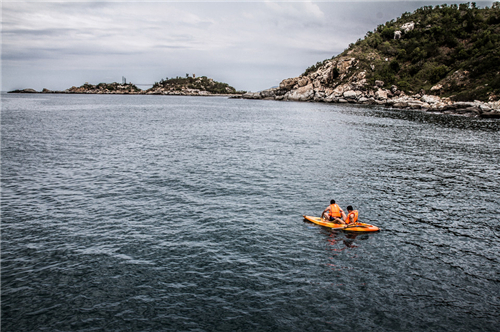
xmin=1 ymin=94 xmax=499 ymax=331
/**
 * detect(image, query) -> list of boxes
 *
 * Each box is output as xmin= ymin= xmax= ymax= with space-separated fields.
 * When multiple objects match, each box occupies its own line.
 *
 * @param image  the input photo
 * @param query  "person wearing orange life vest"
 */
xmin=321 ymin=200 xmax=346 ymax=223
xmin=343 ymin=206 xmax=359 ymax=225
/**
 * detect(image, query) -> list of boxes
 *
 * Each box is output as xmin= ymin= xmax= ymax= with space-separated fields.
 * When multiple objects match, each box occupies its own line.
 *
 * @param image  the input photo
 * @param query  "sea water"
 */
xmin=2 ymin=93 xmax=499 ymax=331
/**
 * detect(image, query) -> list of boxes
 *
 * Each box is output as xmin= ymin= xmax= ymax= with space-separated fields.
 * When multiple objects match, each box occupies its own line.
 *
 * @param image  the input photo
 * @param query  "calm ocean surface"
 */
xmin=1 ymin=93 xmax=499 ymax=331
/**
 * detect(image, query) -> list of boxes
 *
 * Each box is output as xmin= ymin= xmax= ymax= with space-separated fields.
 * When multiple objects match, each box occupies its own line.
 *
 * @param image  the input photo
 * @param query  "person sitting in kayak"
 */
xmin=321 ymin=200 xmax=345 ymax=223
xmin=343 ymin=206 xmax=359 ymax=225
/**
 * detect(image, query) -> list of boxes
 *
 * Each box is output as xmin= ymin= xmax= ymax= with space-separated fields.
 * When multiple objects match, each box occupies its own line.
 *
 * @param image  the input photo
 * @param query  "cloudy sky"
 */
xmin=1 ymin=0 xmax=494 ymax=92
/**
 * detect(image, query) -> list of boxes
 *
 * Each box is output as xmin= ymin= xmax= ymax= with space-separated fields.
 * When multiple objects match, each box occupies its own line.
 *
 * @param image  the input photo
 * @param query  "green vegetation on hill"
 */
xmin=64 ymin=82 xmax=141 ymax=94
xmin=308 ymin=2 xmax=500 ymax=101
xmin=152 ymin=75 xmax=244 ymax=94
xmin=88 ymin=82 xmax=141 ymax=92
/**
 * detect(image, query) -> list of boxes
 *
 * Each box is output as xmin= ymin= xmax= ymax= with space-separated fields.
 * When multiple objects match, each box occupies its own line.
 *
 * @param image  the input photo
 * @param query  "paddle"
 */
xmin=344 ymin=223 xmax=370 ymax=228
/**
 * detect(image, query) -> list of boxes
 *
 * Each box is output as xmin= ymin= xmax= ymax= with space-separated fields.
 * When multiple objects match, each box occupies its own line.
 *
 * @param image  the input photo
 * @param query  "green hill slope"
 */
xmin=322 ymin=2 xmax=500 ymax=101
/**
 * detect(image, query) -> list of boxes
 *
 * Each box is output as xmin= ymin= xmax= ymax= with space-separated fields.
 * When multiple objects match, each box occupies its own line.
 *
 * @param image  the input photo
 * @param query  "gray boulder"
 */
xmin=288 ymin=84 xmax=314 ymax=101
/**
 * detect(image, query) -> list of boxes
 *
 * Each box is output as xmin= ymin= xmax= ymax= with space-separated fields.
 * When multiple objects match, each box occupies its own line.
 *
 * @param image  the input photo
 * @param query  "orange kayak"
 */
xmin=303 ymin=215 xmax=380 ymax=232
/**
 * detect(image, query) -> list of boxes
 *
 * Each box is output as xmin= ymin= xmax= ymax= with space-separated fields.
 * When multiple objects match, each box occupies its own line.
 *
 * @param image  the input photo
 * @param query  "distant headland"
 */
xmin=8 ymin=75 xmax=246 ymax=96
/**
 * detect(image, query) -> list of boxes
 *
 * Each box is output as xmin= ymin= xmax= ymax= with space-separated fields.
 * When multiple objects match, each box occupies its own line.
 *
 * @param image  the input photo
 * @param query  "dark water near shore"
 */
xmin=2 ymin=94 xmax=499 ymax=331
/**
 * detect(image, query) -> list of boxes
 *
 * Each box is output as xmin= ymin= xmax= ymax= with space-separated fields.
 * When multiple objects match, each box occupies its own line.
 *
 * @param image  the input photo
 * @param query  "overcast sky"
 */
xmin=1 ymin=0 xmax=494 ymax=92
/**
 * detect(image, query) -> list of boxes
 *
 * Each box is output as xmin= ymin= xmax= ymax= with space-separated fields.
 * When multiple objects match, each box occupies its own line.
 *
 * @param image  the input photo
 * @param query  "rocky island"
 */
xmin=146 ymin=75 xmax=245 ymax=96
xmin=242 ymin=3 xmax=500 ymax=118
xmin=9 ymin=75 xmax=245 ymax=97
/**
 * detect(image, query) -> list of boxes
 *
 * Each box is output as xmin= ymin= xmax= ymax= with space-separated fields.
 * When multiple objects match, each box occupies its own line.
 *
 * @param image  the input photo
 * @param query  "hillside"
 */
xmin=243 ymin=2 xmax=500 ymax=117
xmin=335 ymin=2 xmax=500 ymax=101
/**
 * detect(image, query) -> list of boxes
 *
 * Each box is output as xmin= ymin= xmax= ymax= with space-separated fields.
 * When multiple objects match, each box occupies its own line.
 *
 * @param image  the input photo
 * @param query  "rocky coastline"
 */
xmin=235 ymin=4 xmax=500 ymax=119
xmin=240 ymin=57 xmax=500 ymax=119
xmin=11 ymin=79 xmax=500 ymax=118
xmin=9 ymin=84 xmax=240 ymax=97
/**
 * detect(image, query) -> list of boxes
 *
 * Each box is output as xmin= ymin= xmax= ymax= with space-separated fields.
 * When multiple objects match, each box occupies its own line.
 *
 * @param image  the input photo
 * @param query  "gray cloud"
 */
xmin=1 ymin=1 xmax=494 ymax=92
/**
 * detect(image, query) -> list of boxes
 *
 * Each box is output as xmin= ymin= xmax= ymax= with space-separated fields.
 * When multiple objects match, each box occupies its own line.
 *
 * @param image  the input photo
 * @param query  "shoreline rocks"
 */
xmin=7 ymin=78 xmax=500 ymax=118
xmin=242 ymin=86 xmax=500 ymax=118
xmin=240 ymin=57 xmax=500 ymax=119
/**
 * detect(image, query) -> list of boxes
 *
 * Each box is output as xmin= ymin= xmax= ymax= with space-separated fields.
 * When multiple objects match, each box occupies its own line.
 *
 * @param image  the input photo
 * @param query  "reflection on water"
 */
xmin=326 ymin=231 xmax=359 ymax=252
